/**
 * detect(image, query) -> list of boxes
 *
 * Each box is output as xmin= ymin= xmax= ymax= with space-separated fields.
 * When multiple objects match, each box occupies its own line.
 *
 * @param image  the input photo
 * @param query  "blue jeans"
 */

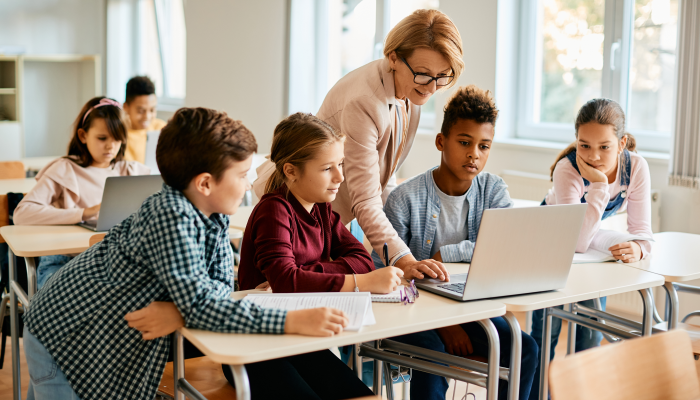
xmin=528 ymin=297 xmax=607 ymax=400
xmin=391 ymin=317 xmax=538 ymax=400
xmin=23 ymin=326 xmax=80 ymax=400
xmin=37 ymin=255 xmax=72 ymax=290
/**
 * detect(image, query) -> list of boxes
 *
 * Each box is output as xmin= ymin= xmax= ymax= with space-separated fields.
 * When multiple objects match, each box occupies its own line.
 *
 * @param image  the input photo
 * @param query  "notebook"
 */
xmin=573 ymin=229 xmax=654 ymax=263
xmin=371 ymin=286 xmax=404 ymax=303
xmin=245 ymin=292 xmax=375 ymax=331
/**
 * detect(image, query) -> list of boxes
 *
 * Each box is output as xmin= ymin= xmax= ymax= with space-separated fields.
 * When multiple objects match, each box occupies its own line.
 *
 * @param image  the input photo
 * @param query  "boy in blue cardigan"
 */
xmin=378 ymin=86 xmax=539 ymax=400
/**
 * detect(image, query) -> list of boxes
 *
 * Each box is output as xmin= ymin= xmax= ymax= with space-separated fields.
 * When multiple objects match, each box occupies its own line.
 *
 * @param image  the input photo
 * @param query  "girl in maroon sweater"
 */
xmin=239 ymin=112 xmax=403 ymax=294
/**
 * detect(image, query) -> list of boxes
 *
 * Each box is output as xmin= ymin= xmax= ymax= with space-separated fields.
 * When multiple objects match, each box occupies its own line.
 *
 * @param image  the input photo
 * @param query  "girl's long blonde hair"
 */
xmin=550 ymin=98 xmax=637 ymax=180
xmin=265 ymin=113 xmax=345 ymax=194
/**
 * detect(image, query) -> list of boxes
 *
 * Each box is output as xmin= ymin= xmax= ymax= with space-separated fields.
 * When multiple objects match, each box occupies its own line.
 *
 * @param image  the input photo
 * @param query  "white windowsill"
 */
xmin=493 ymin=137 xmax=670 ymax=166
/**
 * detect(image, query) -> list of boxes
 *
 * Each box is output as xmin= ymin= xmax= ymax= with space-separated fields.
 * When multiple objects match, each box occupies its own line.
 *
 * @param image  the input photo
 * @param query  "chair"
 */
xmin=89 ymin=233 xmax=106 ymax=247
xmin=0 ymin=161 xmax=25 ymax=180
xmin=549 ymin=329 xmax=700 ymax=400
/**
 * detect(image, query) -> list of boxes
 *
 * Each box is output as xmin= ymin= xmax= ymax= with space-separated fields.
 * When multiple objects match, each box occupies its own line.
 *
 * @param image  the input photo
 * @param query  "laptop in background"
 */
xmin=415 ymin=204 xmax=588 ymax=301
xmin=78 ymin=175 xmax=164 ymax=232
xmin=143 ymin=130 xmax=161 ymax=174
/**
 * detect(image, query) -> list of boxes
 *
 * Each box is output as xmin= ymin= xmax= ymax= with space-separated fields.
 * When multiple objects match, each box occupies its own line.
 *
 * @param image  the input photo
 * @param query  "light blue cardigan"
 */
xmin=372 ymin=167 xmax=514 ymax=268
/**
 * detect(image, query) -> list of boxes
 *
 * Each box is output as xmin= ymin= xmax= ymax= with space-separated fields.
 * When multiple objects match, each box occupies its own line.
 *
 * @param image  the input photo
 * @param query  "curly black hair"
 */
xmin=440 ymin=85 xmax=499 ymax=135
xmin=125 ymin=76 xmax=156 ymax=104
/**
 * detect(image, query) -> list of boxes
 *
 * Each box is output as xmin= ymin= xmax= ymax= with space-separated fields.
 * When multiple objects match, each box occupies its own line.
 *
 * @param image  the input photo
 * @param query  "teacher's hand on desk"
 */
xmin=285 ymin=308 xmax=349 ymax=337
xmin=609 ymin=241 xmax=642 ymax=263
xmin=395 ymin=254 xmax=450 ymax=282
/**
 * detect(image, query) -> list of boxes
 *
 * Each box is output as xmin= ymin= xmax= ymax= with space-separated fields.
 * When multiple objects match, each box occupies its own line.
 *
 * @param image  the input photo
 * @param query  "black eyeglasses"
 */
xmin=401 ymin=58 xmax=454 ymax=87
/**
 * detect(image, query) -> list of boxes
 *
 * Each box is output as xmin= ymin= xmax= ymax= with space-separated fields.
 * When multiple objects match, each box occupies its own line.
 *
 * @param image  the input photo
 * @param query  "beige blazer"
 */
xmin=254 ymin=59 xmax=421 ymax=261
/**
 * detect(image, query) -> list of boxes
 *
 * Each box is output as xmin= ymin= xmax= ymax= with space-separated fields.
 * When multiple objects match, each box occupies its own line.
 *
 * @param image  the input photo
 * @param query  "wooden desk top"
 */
xmin=21 ymin=156 xmax=59 ymax=173
xmin=229 ymin=206 xmax=253 ymax=231
xmin=180 ymin=289 xmax=506 ymax=365
xmin=442 ymin=262 xmax=664 ymax=312
xmin=623 ymin=232 xmax=700 ymax=282
xmin=0 ymin=178 xmax=36 ymax=195
xmin=0 ymin=225 xmax=95 ymax=257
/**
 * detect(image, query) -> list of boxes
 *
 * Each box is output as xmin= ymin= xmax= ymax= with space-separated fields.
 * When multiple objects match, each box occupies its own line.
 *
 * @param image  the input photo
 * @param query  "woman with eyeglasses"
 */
xmin=253 ymin=9 xmax=471 ymax=400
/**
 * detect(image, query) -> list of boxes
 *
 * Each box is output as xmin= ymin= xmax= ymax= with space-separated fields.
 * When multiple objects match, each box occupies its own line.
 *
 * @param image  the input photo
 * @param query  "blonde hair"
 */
xmin=550 ymin=99 xmax=637 ymax=180
xmin=383 ymin=9 xmax=464 ymax=89
xmin=265 ymin=113 xmax=345 ymax=194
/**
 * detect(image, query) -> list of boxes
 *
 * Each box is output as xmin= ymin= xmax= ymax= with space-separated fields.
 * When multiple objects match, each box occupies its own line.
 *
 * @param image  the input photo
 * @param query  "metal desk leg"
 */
xmin=383 ymin=361 xmax=395 ymax=400
xmin=227 ymin=365 xmax=251 ymax=400
xmin=172 ymin=332 xmax=185 ymax=400
xmin=9 ymin=248 xmax=21 ymax=400
xmin=503 ymin=312 xmax=521 ymax=400
xmin=477 ymin=319 xmax=500 ymax=400
xmin=24 ymin=257 xmax=37 ymax=298
xmin=566 ymin=303 xmax=576 ymax=355
xmin=639 ymin=289 xmax=653 ymax=335
xmin=663 ymin=282 xmax=679 ymax=330
xmin=538 ymin=308 xmax=553 ymax=400
xmin=373 ymin=340 xmax=383 ymax=396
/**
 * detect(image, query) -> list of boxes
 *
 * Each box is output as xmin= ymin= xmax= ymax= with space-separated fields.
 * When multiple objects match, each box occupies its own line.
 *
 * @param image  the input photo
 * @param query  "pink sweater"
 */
xmin=14 ymin=157 xmax=151 ymax=225
xmin=544 ymin=151 xmax=653 ymax=257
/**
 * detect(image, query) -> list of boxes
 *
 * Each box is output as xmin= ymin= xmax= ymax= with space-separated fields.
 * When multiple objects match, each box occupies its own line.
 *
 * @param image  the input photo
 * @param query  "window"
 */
xmin=106 ymin=0 xmax=186 ymax=107
xmin=517 ymin=0 xmax=678 ymax=152
xmin=288 ymin=0 xmax=439 ymax=129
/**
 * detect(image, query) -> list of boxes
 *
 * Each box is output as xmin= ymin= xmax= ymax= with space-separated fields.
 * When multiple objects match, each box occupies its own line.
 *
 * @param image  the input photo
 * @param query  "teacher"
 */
xmin=255 ymin=9 xmax=463 ymax=281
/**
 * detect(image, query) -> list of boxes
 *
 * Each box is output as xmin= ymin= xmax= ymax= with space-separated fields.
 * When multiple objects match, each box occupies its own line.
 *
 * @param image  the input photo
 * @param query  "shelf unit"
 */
xmin=0 ymin=54 xmax=101 ymax=160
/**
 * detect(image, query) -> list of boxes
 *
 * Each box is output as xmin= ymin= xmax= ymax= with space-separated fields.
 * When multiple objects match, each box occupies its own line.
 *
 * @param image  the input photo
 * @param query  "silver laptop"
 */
xmin=144 ymin=130 xmax=161 ymax=174
xmin=415 ymin=204 xmax=588 ymax=301
xmin=78 ymin=175 xmax=164 ymax=232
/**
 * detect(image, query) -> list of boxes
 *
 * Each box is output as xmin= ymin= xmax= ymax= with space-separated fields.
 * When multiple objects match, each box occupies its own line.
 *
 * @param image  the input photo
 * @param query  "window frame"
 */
xmin=287 ymin=0 xmax=438 ymax=131
xmin=152 ymin=0 xmax=186 ymax=108
xmin=515 ymin=0 xmax=676 ymax=152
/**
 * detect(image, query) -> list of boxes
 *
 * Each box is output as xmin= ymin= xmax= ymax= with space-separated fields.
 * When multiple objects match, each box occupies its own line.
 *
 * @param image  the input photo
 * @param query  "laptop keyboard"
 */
xmin=438 ymin=282 xmax=465 ymax=294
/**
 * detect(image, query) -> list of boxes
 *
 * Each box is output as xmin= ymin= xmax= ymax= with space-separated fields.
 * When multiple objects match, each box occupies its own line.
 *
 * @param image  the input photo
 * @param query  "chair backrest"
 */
xmin=0 ymin=161 xmax=25 ymax=179
xmin=549 ymin=330 xmax=700 ymax=400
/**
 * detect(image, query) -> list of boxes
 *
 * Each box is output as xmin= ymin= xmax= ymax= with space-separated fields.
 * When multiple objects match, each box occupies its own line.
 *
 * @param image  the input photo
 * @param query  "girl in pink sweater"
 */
xmin=529 ymin=98 xmax=653 ymax=399
xmin=14 ymin=96 xmax=150 ymax=288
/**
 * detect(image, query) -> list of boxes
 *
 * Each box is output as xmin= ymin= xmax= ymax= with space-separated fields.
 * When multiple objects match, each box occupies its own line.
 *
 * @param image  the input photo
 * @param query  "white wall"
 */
xmin=399 ymin=0 xmax=700 ymax=236
xmin=0 ymin=0 xmax=107 ymax=157
xmin=184 ymin=0 xmax=288 ymax=154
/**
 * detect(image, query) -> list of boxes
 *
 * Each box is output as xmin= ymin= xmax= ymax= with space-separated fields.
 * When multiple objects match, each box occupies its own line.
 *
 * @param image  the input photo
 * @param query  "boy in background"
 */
xmin=123 ymin=76 xmax=167 ymax=163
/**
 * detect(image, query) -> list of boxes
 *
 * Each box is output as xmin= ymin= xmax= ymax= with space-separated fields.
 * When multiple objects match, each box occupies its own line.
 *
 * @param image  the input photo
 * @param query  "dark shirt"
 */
xmin=239 ymin=185 xmax=374 ymax=293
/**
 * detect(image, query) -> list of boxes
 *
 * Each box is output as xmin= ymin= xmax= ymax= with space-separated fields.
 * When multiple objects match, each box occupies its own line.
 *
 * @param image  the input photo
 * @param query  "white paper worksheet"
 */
xmin=245 ymin=292 xmax=373 ymax=331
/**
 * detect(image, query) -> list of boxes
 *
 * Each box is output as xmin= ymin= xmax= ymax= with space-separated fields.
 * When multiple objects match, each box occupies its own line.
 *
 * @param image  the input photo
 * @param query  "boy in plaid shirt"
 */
xmin=22 ymin=108 xmax=359 ymax=400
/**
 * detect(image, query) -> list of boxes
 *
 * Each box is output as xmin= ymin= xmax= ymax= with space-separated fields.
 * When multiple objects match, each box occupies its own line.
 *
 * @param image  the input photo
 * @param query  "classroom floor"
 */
xmin=3 ymin=312 xmax=694 ymax=400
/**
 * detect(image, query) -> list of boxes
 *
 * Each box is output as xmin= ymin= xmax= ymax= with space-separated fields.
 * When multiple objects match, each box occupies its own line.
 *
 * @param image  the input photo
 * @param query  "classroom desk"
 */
xmin=20 ymin=156 xmax=57 ymax=175
xmin=174 ymin=289 xmax=508 ymax=400
xmin=442 ymin=262 xmax=664 ymax=400
xmin=229 ymin=205 xmax=253 ymax=231
xmin=623 ymin=232 xmax=700 ymax=330
xmin=0 ymin=178 xmax=36 ymax=195
xmin=0 ymin=224 xmax=95 ymax=400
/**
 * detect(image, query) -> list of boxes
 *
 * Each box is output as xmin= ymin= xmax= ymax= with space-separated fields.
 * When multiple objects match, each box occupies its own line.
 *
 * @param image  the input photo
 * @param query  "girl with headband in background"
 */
xmin=14 ymin=96 xmax=151 ymax=289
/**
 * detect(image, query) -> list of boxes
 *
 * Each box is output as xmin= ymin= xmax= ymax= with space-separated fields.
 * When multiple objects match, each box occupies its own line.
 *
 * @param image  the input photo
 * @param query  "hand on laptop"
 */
xmin=82 ymin=203 xmax=101 ymax=220
xmin=437 ymin=325 xmax=473 ymax=357
xmin=285 ymin=308 xmax=349 ymax=337
xmin=396 ymin=254 xmax=449 ymax=282
xmin=125 ymin=301 xmax=184 ymax=340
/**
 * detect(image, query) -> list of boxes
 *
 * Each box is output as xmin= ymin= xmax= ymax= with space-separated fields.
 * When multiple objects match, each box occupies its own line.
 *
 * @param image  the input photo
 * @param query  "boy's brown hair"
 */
xmin=440 ymin=85 xmax=499 ymax=135
xmin=156 ymin=107 xmax=257 ymax=190
xmin=67 ymin=96 xmax=128 ymax=167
